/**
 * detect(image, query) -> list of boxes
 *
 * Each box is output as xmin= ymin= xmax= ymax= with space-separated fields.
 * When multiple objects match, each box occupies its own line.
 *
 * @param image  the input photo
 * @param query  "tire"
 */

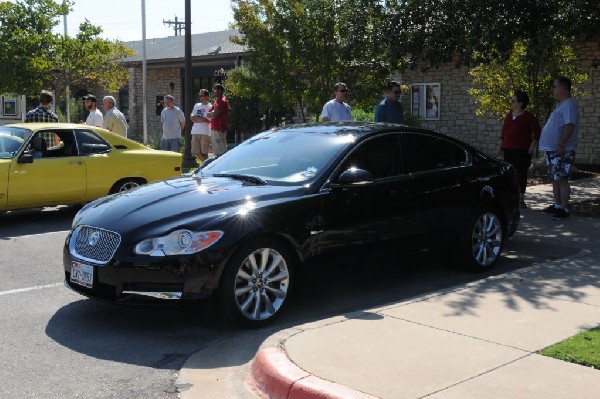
xmin=109 ymin=178 xmax=144 ymax=194
xmin=218 ymin=238 xmax=293 ymax=327
xmin=461 ymin=207 xmax=505 ymax=271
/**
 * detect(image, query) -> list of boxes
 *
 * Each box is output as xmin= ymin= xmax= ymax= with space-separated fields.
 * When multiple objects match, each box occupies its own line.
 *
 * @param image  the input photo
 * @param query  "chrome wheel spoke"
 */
xmin=264 ymin=285 xmax=286 ymax=299
xmin=239 ymin=291 xmax=255 ymax=311
xmin=262 ymin=291 xmax=275 ymax=314
xmin=267 ymin=270 xmax=288 ymax=283
xmin=237 ymin=269 xmax=254 ymax=281
xmin=235 ymin=285 xmax=253 ymax=297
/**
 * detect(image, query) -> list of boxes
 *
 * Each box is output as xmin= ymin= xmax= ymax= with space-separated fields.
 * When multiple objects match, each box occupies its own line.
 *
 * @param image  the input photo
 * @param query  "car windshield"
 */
xmin=200 ymin=128 xmax=356 ymax=186
xmin=0 ymin=127 xmax=30 ymax=159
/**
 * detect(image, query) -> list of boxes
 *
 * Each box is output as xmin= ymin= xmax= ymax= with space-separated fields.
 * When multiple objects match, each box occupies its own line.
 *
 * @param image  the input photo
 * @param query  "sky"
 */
xmin=50 ymin=0 xmax=235 ymax=42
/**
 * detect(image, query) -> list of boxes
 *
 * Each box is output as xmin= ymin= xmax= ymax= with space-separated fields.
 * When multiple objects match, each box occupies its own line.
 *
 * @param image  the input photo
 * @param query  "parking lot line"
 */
xmin=0 ymin=282 xmax=62 ymax=296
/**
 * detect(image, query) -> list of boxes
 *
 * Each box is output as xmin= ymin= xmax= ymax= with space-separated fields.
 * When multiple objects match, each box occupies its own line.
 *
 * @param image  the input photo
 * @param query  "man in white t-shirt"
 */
xmin=80 ymin=94 xmax=103 ymax=127
xmin=321 ymin=82 xmax=352 ymax=122
xmin=190 ymin=89 xmax=212 ymax=162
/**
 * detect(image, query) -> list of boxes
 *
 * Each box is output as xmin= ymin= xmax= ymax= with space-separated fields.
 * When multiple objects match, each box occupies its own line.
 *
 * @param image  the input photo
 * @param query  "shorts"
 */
xmin=545 ymin=150 xmax=575 ymax=181
xmin=160 ymin=138 xmax=181 ymax=153
xmin=192 ymin=134 xmax=211 ymax=155
xmin=210 ymin=129 xmax=227 ymax=156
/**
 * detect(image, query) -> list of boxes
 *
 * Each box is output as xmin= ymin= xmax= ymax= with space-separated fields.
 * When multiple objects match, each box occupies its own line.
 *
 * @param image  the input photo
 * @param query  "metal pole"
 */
xmin=63 ymin=1 xmax=70 ymax=122
xmin=181 ymin=0 xmax=198 ymax=169
xmin=141 ymin=0 xmax=148 ymax=145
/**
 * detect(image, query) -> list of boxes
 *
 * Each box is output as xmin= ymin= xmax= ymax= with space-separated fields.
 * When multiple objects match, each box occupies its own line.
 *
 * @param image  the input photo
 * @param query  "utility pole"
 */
xmin=163 ymin=16 xmax=187 ymax=36
xmin=181 ymin=0 xmax=198 ymax=170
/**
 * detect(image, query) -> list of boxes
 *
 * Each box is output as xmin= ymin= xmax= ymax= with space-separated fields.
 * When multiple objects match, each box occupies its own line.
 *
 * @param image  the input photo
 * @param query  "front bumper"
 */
xmin=63 ymin=246 xmax=222 ymax=302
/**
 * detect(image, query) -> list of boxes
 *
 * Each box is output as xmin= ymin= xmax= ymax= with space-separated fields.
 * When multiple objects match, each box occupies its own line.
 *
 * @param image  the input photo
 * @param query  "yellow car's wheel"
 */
xmin=109 ymin=178 xmax=145 ymax=194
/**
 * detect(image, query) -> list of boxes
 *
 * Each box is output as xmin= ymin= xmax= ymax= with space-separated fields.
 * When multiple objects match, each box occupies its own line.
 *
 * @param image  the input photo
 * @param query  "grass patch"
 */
xmin=540 ymin=327 xmax=600 ymax=369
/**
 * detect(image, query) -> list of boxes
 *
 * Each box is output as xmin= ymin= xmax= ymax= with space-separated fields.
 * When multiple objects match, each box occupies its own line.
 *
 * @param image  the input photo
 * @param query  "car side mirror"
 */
xmin=337 ymin=168 xmax=373 ymax=184
xmin=17 ymin=153 xmax=34 ymax=164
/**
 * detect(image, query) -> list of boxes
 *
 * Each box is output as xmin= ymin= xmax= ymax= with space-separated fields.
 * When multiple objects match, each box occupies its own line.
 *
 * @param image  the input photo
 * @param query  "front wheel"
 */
xmin=109 ymin=178 xmax=144 ymax=194
xmin=461 ymin=207 xmax=505 ymax=271
xmin=218 ymin=238 xmax=293 ymax=327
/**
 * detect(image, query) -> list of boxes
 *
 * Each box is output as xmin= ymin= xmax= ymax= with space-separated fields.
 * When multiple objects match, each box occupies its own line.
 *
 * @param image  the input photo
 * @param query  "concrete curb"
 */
xmin=248 ymin=346 xmax=378 ymax=399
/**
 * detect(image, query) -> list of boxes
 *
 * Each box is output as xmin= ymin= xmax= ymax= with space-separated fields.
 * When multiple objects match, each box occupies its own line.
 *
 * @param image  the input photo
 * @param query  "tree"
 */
xmin=387 ymin=0 xmax=598 ymax=120
xmin=231 ymin=0 xmax=390 ymax=122
xmin=0 ymin=0 xmax=134 ymax=101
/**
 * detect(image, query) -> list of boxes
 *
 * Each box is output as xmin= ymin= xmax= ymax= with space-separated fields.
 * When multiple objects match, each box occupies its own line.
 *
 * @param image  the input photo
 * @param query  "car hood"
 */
xmin=74 ymin=175 xmax=305 ymax=237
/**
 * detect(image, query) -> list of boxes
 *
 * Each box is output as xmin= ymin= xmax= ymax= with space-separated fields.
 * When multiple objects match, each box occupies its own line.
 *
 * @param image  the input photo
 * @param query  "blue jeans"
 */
xmin=161 ymin=138 xmax=180 ymax=152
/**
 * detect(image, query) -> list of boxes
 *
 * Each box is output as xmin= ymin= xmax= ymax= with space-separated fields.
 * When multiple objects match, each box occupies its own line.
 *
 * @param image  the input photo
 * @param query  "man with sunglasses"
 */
xmin=191 ymin=89 xmax=212 ymax=162
xmin=374 ymin=81 xmax=404 ymax=124
xmin=321 ymin=82 xmax=352 ymax=122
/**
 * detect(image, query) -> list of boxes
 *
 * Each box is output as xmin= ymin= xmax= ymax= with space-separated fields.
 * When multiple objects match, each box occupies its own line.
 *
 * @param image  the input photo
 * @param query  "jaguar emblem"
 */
xmin=88 ymin=231 xmax=101 ymax=246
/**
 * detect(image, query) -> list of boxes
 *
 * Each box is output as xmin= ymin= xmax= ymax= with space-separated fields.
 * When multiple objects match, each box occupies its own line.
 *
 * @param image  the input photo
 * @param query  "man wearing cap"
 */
xmin=102 ymin=96 xmax=128 ymax=137
xmin=81 ymin=94 xmax=103 ymax=127
xmin=207 ymin=83 xmax=229 ymax=156
xmin=160 ymin=94 xmax=186 ymax=152
xmin=25 ymin=90 xmax=59 ymax=123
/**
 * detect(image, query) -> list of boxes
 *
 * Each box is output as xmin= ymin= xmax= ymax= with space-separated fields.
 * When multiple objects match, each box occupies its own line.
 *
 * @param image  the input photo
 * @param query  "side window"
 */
xmin=342 ymin=134 xmax=401 ymax=179
xmin=403 ymin=133 xmax=466 ymax=173
xmin=76 ymin=130 xmax=111 ymax=155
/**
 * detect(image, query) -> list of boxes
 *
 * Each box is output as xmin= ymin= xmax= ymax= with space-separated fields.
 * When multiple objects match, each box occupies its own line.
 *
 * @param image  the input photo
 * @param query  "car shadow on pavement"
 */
xmin=44 ymin=230 xmax=581 ymax=370
xmin=0 ymin=206 xmax=80 ymax=238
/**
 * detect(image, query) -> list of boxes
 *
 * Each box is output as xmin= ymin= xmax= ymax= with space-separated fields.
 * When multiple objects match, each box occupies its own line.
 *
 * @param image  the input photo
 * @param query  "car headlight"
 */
xmin=134 ymin=229 xmax=223 ymax=256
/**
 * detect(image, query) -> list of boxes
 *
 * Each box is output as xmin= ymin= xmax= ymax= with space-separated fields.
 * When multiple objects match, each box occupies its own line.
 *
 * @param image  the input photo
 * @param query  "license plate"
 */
xmin=70 ymin=261 xmax=94 ymax=288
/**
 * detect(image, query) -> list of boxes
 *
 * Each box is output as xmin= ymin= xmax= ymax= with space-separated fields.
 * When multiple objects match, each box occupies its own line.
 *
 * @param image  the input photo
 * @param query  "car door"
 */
xmin=319 ymin=132 xmax=416 ymax=256
xmin=400 ymin=132 xmax=473 ymax=238
xmin=7 ymin=130 xmax=86 ymax=208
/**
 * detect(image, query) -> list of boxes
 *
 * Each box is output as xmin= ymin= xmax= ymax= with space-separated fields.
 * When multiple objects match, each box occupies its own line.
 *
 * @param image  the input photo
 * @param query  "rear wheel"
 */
xmin=461 ymin=207 xmax=504 ymax=271
xmin=109 ymin=178 xmax=145 ymax=194
xmin=218 ymin=238 xmax=293 ymax=327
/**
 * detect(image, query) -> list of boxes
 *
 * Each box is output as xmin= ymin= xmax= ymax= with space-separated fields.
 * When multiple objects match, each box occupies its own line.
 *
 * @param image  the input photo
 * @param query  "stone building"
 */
xmin=400 ymin=41 xmax=600 ymax=164
xmin=91 ymin=29 xmax=249 ymax=144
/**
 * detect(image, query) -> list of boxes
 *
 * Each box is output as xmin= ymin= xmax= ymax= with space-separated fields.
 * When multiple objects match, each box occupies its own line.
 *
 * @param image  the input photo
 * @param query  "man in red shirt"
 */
xmin=207 ymin=83 xmax=229 ymax=156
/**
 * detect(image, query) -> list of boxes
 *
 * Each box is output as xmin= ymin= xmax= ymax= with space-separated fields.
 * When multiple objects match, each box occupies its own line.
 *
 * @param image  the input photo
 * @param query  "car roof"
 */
xmin=266 ymin=121 xmax=445 ymax=138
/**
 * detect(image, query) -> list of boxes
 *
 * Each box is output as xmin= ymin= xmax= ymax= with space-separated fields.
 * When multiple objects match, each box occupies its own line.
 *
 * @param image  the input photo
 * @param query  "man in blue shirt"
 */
xmin=374 ymin=81 xmax=404 ymax=124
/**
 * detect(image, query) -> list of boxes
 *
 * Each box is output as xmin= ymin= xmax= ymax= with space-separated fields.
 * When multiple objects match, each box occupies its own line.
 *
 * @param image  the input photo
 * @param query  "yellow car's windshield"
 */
xmin=0 ymin=127 xmax=29 ymax=158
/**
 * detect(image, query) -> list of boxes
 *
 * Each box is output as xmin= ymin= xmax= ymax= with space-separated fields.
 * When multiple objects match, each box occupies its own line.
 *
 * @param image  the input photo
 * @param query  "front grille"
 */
xmin=70 ymin=225 xmax=121 ymax=264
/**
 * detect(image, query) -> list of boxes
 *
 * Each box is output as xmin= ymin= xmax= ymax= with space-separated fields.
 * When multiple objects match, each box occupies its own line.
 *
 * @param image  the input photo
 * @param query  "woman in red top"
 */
xmin=496 ymin=91 xmax=541 ymax=208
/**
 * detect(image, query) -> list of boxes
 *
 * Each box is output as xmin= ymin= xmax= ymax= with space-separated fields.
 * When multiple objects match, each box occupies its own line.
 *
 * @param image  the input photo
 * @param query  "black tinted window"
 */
xmin=76 ymin=130 xmax=111 ymax=155
xmin=343 ymin=134 xmax=401 ymax=179
xmin=403 ymin=133 xmax=467 ymax=172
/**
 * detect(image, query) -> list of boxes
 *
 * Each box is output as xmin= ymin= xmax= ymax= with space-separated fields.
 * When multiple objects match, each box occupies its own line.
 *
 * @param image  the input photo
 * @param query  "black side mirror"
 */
xmin=337 ymin=168 xmax=373 ymax=184
xmin=17 ymin=154 xmax=34 ymax=164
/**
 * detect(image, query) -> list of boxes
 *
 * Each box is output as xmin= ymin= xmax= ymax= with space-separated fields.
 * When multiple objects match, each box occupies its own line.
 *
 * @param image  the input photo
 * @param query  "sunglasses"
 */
xmin=338 ymin=89 xmax=348 ymax=93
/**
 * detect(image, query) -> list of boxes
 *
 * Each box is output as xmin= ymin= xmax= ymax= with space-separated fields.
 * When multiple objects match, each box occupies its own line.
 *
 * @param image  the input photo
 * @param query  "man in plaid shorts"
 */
xmin=538 ymin=76 xmax=579 ymax=220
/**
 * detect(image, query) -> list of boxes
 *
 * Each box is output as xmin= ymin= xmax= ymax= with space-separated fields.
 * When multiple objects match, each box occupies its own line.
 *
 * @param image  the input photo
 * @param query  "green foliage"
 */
xmin=351 ymin=107 xmax=374 ymax=122
xmin=0 ymin=0 xmax=134 ymax=101
xmin=469 ymin=39 xmax=588 ymax=121
xmin=231 ymin=0 xmax=390 ymax=121
xmin=540 ymin=327 xmax=600 ymax=370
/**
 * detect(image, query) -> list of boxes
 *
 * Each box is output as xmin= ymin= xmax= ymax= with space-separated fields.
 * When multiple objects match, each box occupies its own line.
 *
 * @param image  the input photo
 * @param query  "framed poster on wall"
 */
xmin=2 ymin=97 xmax=18 ymax=116
xmin=411 ymin=83 xmax=440 ymax=120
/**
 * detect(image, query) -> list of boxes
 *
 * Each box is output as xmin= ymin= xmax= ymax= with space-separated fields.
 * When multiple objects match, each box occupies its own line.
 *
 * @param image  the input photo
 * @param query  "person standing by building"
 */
xmin=80 ymin=94 xmax=103 ymax=127
xmin=495 ymin=90 xmax=541 ymax=208
xmin=25 ymin=90 xmax=59 ymax=123
xmin=190 ymin=89 xmax=212 ymax=162
xmin=321 ymin=82 xmax=352 ymax=122
xmin=374 ymin=81 xmax=404 ymax=124
xmin=539 ymin=76 xmax=579 ymax=219
xmin=207 ymin=83 xmax=229 ymax=156
xmin=160 ymin=94 xmax=185 ymax=153
xmin=102 ymin=96 xmax=128 ymax=137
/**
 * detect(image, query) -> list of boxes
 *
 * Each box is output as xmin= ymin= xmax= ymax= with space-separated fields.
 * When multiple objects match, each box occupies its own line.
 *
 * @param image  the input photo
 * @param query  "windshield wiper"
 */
xmin=213 ymin=173 xmax=267 ymax=185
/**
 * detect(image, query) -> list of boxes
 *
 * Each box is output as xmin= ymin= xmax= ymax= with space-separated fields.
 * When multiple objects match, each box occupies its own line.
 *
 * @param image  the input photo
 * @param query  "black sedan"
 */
xmin=64 ymin=123 xmax=520 ymax=327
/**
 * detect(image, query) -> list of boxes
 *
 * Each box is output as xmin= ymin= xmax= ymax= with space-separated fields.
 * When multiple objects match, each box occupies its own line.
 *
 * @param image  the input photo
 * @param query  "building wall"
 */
xmin=401 ymin=41 xmax=600 ymax=164
xmin=127 ymin=67 xmax=183 ymax=144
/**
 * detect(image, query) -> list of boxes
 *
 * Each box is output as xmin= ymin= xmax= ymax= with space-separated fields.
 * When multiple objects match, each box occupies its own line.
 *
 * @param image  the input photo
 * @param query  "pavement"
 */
xmin=177 ymin=176 xmax=600 ymax=399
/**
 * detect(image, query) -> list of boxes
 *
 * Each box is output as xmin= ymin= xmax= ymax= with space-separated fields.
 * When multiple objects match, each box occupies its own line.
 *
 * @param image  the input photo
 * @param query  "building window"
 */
xmin=411 ymin=83 xmax=440 ymax=120
xmin=119 ymin=88 xmax=129 ymax=115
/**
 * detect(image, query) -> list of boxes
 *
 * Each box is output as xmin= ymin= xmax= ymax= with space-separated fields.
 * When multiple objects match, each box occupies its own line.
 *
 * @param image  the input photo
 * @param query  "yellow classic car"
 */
xmin=0 ymin=123 xmax=182 ymax=211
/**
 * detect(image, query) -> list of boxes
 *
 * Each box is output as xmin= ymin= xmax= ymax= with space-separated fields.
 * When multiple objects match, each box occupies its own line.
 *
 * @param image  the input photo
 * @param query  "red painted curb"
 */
xmin=248 ymin=347 xmax=378 ymax=399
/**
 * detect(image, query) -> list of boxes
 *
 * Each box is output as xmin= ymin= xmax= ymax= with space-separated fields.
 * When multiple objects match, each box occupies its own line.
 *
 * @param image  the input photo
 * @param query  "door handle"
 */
xmin=69 ymin=160 xmax=82 ymax=165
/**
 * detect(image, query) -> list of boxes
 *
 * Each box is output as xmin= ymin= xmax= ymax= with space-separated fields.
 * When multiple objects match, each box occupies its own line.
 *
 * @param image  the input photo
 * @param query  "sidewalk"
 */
xmin=178 ymin=177 xmax=600 ymax=399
